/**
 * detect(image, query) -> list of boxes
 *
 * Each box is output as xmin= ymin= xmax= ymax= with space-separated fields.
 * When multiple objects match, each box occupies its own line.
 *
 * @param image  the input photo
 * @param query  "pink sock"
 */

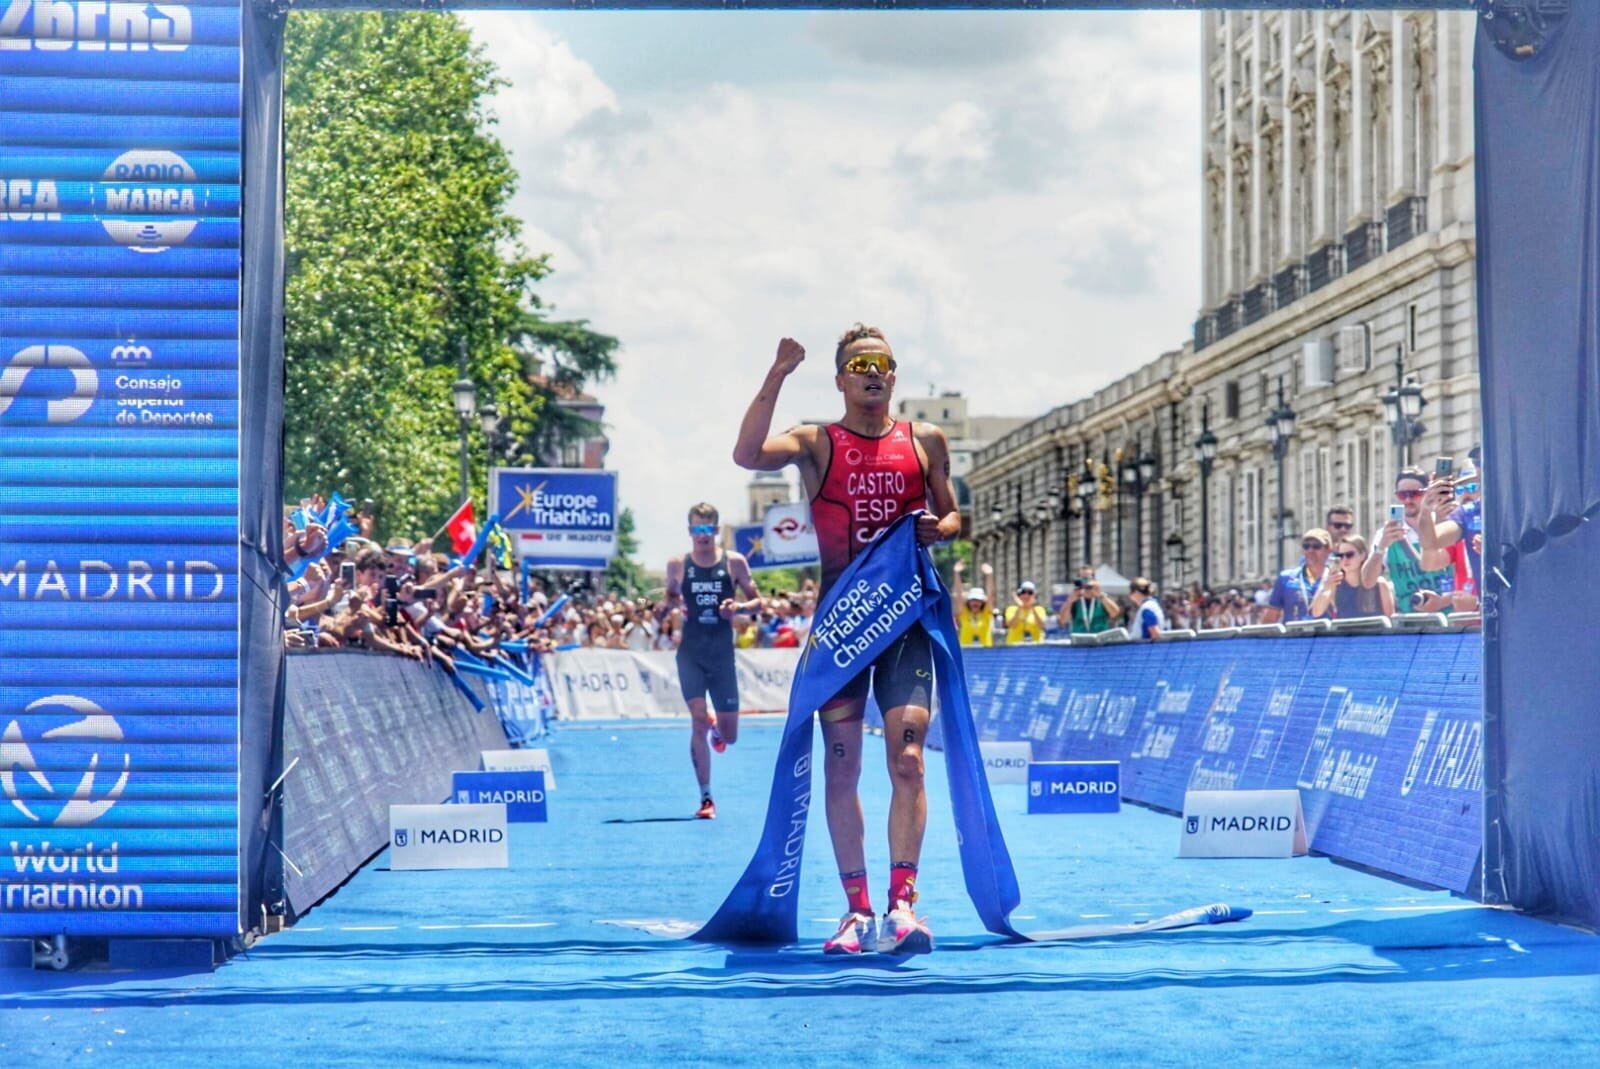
xmin=888 ymin=862 xmax=918 ymax=909
xmin=841 ymin=870 xmax=871 ymax=915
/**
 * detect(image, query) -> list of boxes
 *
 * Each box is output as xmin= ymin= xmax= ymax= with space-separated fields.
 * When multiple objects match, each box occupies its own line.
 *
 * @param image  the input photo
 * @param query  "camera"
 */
xmin=1073 ymin=577 xmax=1085 ymax=589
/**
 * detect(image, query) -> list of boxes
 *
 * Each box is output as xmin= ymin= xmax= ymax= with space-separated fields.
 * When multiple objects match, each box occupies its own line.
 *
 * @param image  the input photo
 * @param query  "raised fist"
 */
xmin=774 ymin=337 xmax=806 ymax=376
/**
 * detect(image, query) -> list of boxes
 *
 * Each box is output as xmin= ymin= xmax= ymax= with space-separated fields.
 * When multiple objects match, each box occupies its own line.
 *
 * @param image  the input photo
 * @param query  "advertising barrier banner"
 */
xmin=0 ymin=0 xmax=244 ymax=938
xmin=491 ymin=467 xmax=618 ymax=569
xmin=544 ymin=648 xmax=799 ymax=719
xmin=954 ymin=634 xmax=1482 ymax=892
xmin=280 ymin=652 xmax=509 ymax=916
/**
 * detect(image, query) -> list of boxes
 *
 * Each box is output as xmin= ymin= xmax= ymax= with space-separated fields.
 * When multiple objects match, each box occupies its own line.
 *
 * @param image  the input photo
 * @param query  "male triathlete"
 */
xmin=663 ymin=503 xmax=762 ymax=819
xmin=732 ymin=324 xmax=961 ymax=955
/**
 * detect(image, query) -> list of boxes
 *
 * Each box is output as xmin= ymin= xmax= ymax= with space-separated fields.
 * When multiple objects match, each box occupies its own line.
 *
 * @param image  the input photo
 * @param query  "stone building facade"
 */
xmin=967 ymin=9 xmax=1481 ymax=598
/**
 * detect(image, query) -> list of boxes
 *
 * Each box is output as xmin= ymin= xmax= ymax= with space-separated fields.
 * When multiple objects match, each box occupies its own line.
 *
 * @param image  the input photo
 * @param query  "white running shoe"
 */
xmin=823 ymin=912 xmax=877 ymax=955
xmin=877 ymin=905 xmax=934 ymax=956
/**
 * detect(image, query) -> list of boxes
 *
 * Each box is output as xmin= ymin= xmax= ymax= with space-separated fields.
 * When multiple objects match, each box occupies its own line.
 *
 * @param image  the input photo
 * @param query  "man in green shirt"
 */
xmin=1060 ymin=566 xmax=1123 ymax=634
xmin=1363 ymin=467 xmax=1456 ymax=608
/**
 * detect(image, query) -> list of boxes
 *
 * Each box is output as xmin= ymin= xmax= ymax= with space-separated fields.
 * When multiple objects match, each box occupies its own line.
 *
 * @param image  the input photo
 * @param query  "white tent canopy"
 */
xmin=1092 ymin=564 xmax=1132 ymax=596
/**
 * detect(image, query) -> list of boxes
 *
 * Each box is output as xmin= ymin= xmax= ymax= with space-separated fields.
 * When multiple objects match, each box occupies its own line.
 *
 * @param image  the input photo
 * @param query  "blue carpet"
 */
xmin=4 ymin=719 xmax=1598 ymax=1067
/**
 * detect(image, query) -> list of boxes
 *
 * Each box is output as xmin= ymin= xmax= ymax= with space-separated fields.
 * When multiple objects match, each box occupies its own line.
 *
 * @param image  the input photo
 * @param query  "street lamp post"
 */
xmin=1194 ymin=409 xmax=1218 ymax=590
xmin=1165 ymin=531 xmax=1187 ymax=588
xmin=989 ymin=484 xmax=1026 ymax=592
xmin=1380 ymin=359 xmax=1427 ymax=469
xmin=1076 ymin=462 xmax=1097 ymax=566
xmin=1119 ymin=438 xmax=1157 ymax=576
xmin=1048 ymin=485 xmax=1067 ymax=592
xmin=1266 ymin=378 xmax=1297 ymax=574
xmin=478 ymin=401 xmax=521 ymax=471
xmin=451 ymin=371 xmax=477 ymax=506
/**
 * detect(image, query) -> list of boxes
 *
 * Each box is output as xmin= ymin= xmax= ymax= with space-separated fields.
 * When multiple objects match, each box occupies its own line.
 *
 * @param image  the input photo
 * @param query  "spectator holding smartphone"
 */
xmin=1311 ymin=534 xmax=1394 ymax=619
xmin=1419 ymin=465 xmax=1481 ymax=599
xmin=1363 ymin=467 xmax=1456 ymax=607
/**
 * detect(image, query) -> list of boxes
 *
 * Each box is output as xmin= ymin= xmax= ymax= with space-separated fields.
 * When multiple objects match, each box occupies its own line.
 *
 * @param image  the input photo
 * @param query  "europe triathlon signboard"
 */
xmin=490 ymin=467 xmax=619 ymax=570
xmin=0 ymin=2 xmax=242 ymax=936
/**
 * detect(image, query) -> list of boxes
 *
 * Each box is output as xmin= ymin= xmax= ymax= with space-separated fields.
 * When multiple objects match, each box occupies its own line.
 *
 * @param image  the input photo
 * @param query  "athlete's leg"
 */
xmin=688 ymin=697 xmax=714 ymax=792
xmin=819 ymin=704 xmax=867 ymax=876
xmin=881 ymin=702 xmax=930 ymax=873
xmin=707 ymin=651 xmax=741 ymax=748
xmin=873 ymin=632 xmax=935 ymax=953
xmin=874 ymin=629 xmax=934 ymax=874
xmin=678 ymin=651 xmax=716 ymax=815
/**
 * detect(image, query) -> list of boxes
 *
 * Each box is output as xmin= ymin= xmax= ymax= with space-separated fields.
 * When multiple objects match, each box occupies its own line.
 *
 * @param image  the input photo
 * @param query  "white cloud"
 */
xmin=462 ymin=10 xmax=1200 ymax=567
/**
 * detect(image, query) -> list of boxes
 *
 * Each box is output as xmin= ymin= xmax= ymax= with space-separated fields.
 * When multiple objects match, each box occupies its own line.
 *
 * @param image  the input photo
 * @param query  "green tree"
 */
xmin=932 ymin=539 xmax=974 ymax=590
xmin=283 ymin=12 xmax=545 ymax=538
xmin=508 ymin=307 xmax=620 ymax=463
xmin=604 ymin=507 xmax=649 ymax=597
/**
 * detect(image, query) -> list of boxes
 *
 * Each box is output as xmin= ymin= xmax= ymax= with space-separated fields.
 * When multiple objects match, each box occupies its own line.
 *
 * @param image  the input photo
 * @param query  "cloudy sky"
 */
xmin=460 ymin=9 xmax=1201 ymax=564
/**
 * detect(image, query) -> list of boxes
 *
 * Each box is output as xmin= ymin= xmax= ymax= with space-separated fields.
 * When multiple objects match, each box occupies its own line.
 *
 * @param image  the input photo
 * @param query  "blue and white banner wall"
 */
xmin=1 ymin=1 xmax=250 ymax=938
xmin=543 ymin=648 xmax=798 ymax=719
xmin=948 ymin=635 xmax=1483 ymax=894
xmin=281 ymin=652 xmax=510 ymax=917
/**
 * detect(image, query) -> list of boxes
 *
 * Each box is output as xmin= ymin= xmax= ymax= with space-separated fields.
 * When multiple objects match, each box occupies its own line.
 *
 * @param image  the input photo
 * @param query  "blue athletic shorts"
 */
xmin=677 ymin=643 xmax=740 ymax=713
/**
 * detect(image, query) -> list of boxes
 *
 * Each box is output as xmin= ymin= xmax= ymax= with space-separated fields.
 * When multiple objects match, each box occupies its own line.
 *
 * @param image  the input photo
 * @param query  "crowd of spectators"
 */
xmin=282 ymin=497 xmax=821 ymax=661
xmin=288 ymin=456 xmax=1481 ymax=659
xmin=953 ymin=457 xmax=1482 ymax=646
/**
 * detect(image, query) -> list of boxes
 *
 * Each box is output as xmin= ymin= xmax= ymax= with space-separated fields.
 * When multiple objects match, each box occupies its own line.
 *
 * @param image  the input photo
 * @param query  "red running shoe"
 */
xmin=695 ymin=797 xmax=717 ymax=820
xmin=709 ymin=728 xmax=727 ymax=754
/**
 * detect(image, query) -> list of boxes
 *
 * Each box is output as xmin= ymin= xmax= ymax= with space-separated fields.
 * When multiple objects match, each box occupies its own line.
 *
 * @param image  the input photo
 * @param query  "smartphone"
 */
xmin=414 ymin=588 xmax=438 ymax=601
xmin=1389 ymin=504 xmax=1406 ymax=522
xmin=1434 ymin=456 xmax=1454 ymax=479
xmin=340 ymin=562 xmax=355 ymax=585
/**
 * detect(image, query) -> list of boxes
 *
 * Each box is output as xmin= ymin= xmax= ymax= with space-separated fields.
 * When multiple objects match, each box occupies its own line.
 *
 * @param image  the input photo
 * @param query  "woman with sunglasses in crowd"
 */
xmin=1311 ymin=534 xmax=1395 ymax=620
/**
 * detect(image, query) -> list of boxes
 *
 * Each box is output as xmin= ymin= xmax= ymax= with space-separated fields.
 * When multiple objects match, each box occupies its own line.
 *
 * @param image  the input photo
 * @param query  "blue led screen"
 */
xmin=0 ymin=0 xmax=242 ymax=937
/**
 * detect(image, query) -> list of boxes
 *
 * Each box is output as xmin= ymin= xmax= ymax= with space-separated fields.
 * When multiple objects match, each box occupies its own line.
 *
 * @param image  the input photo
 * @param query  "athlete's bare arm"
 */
xmin=914 ymin=423 xmax=962 ymax=547
xmin=732 ymin=338 xmax=822 ymax=489
xmin=725 ymin=552 xmax=764 ymax=612
xmin=660 ymin=557 xmax=685 ymax=618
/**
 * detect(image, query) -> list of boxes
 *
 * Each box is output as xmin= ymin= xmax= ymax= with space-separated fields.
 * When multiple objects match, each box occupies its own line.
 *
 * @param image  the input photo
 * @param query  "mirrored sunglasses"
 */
xmin=840 ymin=353 xmax=896 ymax=375
xmin=689 ymin=524 xmax=717 ymax=536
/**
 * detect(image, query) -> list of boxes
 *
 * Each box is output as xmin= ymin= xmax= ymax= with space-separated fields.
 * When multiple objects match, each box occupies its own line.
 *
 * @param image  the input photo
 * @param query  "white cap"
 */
xmin=965 ymin=587 xmax=988 ymax=602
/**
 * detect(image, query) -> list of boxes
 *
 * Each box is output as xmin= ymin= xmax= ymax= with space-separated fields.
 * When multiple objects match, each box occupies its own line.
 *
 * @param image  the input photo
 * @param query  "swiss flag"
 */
xmin=444 ymin=500 xmax=476 ymax=555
